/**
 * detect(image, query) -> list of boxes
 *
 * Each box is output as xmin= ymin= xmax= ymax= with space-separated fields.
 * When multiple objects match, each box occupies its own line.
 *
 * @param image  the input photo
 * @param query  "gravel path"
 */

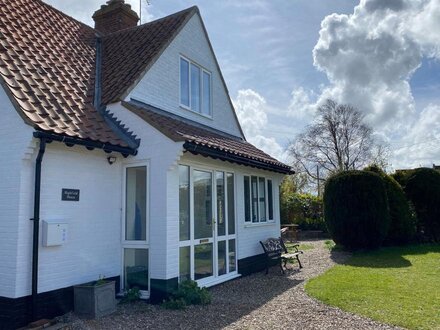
xmin=65 ymin=240 xmax=401 ymax=330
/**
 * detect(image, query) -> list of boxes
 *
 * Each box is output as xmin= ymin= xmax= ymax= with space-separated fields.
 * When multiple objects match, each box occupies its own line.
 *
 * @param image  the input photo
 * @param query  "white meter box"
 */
xmin=42 ymin=220 xmax=68 ymax=247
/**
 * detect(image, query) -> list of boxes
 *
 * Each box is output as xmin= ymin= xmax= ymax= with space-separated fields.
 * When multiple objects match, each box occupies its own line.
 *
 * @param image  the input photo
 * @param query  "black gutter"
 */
xmin=33 ymin=131 xmax=137 ymax=156
xmin=183 ymin=142 xmax=294 ymax=175
xmin=31 ymin=138 xmax=46 ymax=321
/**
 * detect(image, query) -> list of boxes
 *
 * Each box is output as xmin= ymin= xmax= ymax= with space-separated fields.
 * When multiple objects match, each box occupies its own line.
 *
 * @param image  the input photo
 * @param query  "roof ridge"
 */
xmin=102 ymin=5 xmax=198 ymax=38
xmin=36 ymin=0 xmax=98 ymax=35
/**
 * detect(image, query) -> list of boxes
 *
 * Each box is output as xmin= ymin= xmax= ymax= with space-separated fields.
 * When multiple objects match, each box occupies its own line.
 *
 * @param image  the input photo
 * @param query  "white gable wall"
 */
xmin=127 ymin=14 xmax=243 ymax=139
xmin=0 ymin=86 xmax=34 ymax=298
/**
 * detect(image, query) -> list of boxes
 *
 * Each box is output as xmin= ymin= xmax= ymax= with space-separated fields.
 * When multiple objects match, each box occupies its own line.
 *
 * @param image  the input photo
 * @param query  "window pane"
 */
xmin=229 ymin=239 xmax=236 ymax=272
xmin=179 ymin=246 xmax=191 ymax=282
xmin=195 ymin=243 xmax=213 ymax=280
xmin=179 ymin=165 xmax=190 ymax=241
xmin=190 ymin=64 xmax=201 ymax=112
xmin=216 ymin=172 xmax=225 ymax=237
xmin=202 ymin=71 xmax=211 ymax=116
xmin=227 ymin=173 xmax=235 ymax=234
xmin=244 ymin=176 xmax=251 ymax=222
xmin=268 ymin=180 xmax=274 ymax=220
xmin=180 ymin=58 xmax=189 ymax=107
xmin=259 ymin=177 xmax=266 ymax=222
xmin=193 ymin=170 xmax=212 ymax=239
xmin=125 ymin=167 xmax=147 ymax=241
xmin=218 ymin=240 xmax=226 ymax=276
xmin=251 ymin=176 xmax=259 ymax=222
xmin=124 ymin=248 xmax=148 ymax=291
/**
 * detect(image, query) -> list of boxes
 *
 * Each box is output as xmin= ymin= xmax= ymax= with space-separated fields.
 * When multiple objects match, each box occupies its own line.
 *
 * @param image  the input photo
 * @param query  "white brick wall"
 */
xmin=0 ymin=86 xmax=34 ymax=298
xmin=127 ymin=14 xmax=243 ymax=139
xmin=107 ymin=103 xmax=183 ymax=280
xmin=14 ymin=143 xmax=124 ymax=297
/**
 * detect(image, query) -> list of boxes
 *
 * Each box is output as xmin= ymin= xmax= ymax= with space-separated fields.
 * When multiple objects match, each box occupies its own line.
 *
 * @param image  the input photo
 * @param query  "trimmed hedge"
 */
xmin=405 ymin=168 xmax=440 ymax=241
xmin=324 ymin=170 xmax=390 ymax=250
xmin=364 ymin=165 xmax=415 ymax=245
xmin=281 ymin=193 xmax=326 ymax=231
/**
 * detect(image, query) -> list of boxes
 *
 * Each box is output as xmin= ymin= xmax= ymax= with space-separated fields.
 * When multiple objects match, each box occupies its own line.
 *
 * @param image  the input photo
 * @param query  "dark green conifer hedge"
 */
xmin=364 ymin=165 xmax=415 ymax=245
xmin=324 ymin=170 xmax=390 ymax=250
xmin=405 ymin=168 xmax=440 ymax=241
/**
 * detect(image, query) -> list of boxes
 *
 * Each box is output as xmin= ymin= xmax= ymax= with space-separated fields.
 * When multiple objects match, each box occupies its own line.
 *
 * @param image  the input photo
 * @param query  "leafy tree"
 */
xmin=289 ymin=99 xmax=388 ymax=186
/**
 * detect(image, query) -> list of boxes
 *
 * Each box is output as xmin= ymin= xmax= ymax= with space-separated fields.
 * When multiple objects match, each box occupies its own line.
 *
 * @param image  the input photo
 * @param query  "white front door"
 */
xmin=179 ymin=165 xmax=237 ymax=286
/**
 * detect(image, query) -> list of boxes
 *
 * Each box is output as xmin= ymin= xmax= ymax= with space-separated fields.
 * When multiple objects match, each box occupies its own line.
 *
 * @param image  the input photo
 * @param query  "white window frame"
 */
xmin=243 ymin=175 xmax=275 ymax=224
xmin=121 ymin=162 xmax=150 ymax=298
xmin=179 ymin=55 xmax=212 ymax=118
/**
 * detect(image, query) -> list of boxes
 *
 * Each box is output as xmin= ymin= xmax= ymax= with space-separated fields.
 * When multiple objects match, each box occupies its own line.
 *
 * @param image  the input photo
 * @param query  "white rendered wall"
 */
xmin=0 ymin=87 xmax=34 ymax=298
xmin=14 ymin=143 xmax=124 ymax=297
xmin=127 ymin=14 xmax=243 ymax=139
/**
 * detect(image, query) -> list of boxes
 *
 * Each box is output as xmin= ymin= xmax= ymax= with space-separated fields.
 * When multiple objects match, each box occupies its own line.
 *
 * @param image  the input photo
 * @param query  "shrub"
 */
xmin=324 ymin=170 xmax=390 ymax=250
xmin=281 ymin=193 xmax=325 ymax=231
xmin=161 ymin=297 xmax=186 ymax=310
xmin=120 ymin=287 xmax=141 ymax=304
xmin=364 ymin=165 xmax=416 ymax=245
xmin=405 ymin=168 xmax=440 ymax=241
xmin=162 ymin=280 xmax=211 ymax=310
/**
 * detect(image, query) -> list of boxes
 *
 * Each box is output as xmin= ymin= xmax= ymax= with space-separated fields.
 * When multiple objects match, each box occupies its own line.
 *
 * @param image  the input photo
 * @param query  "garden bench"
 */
xmin=260 ymin=237 xmax=303 ymax=274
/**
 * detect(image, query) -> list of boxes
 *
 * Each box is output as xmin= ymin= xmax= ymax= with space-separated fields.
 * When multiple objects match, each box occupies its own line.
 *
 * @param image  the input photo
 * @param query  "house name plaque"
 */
xmin=62 ymin=189 xmax=80 ymax=201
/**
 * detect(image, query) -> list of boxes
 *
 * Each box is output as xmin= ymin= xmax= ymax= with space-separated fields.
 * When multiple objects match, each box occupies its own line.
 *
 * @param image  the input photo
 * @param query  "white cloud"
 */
xmin=393 ymin=104 xmax=440 ymax=168
xmin=234 ymin=89 xmax=287 ymax=161
xmin=287 ymin=0 xmax=440 ymax=168
xmin=287 ymin=87 xmax=317 ymax=120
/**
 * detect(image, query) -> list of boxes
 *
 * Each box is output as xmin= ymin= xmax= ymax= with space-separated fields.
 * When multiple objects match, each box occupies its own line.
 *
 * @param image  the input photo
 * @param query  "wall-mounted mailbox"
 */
xmin=42 ymin=220 xmax=68 ymax=247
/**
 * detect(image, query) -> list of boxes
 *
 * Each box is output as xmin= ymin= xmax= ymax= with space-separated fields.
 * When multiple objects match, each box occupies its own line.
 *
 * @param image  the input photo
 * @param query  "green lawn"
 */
xmin=305 ymin=244 xmax=440 ymax=330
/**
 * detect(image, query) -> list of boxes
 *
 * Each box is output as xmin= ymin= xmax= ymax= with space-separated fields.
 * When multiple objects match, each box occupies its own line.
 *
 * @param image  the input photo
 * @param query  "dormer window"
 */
xmin=180 ymin=57 xmax=212 ymax=117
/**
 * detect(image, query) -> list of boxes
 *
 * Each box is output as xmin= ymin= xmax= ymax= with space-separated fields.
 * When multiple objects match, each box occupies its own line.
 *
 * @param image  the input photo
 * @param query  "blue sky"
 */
xmin=46 ymin=0 xmax=440 ymax=170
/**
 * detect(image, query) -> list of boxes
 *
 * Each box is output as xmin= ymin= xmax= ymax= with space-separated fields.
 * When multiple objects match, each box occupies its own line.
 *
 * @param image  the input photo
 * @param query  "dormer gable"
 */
xmin=123 ymin=9 xmax=245 ymax=139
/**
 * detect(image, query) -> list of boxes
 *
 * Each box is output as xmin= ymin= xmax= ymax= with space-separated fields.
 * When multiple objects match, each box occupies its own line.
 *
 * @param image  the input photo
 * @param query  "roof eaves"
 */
xmin=184 ymin=141 xmax=294 ymax=175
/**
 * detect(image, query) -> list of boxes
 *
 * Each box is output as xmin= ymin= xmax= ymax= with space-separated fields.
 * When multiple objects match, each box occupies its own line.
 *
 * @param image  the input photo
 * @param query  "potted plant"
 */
xmin=74 ymin=275 xmax=116 ymax=319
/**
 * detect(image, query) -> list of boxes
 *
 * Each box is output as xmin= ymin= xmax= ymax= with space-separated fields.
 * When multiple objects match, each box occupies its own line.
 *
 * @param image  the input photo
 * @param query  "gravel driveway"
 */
xmin=66 ymin=240 xmax=400 ymax=330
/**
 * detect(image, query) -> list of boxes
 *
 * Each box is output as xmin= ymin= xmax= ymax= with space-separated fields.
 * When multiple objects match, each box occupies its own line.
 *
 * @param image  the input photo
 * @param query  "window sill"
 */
xmin=244 ymin=221 xmax=276 ymax=228
xmin=179 ymin=105 xmax=213 ymax=120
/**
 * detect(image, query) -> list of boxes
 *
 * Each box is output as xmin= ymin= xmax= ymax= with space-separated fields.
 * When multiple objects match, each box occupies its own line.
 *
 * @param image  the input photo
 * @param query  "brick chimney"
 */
xmin=93 ymin=0 xmax=139 ymax=35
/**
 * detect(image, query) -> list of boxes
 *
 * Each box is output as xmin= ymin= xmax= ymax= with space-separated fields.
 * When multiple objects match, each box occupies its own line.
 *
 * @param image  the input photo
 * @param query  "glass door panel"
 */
xmin=216 ymin=172 xmax=226 ymax=237
xmin=193 ymin=170 xmax=213 ymax=239
xmin=218 ymin=240 xmax=227 ymax=276
xmin=194 ymin=243 xmax=213 ymax=280
xmin=179 ymin=246 xmax=191 ymax=282
xmin=227 ymin=173 xmax=235 ymax=235
xmin=228 ymin=239 xmax=236 ymax=272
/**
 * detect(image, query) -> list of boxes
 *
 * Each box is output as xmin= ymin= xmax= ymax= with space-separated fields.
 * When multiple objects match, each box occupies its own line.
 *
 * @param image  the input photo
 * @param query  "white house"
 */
xmin=0 ymin=0 xmax=293 ymax=328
